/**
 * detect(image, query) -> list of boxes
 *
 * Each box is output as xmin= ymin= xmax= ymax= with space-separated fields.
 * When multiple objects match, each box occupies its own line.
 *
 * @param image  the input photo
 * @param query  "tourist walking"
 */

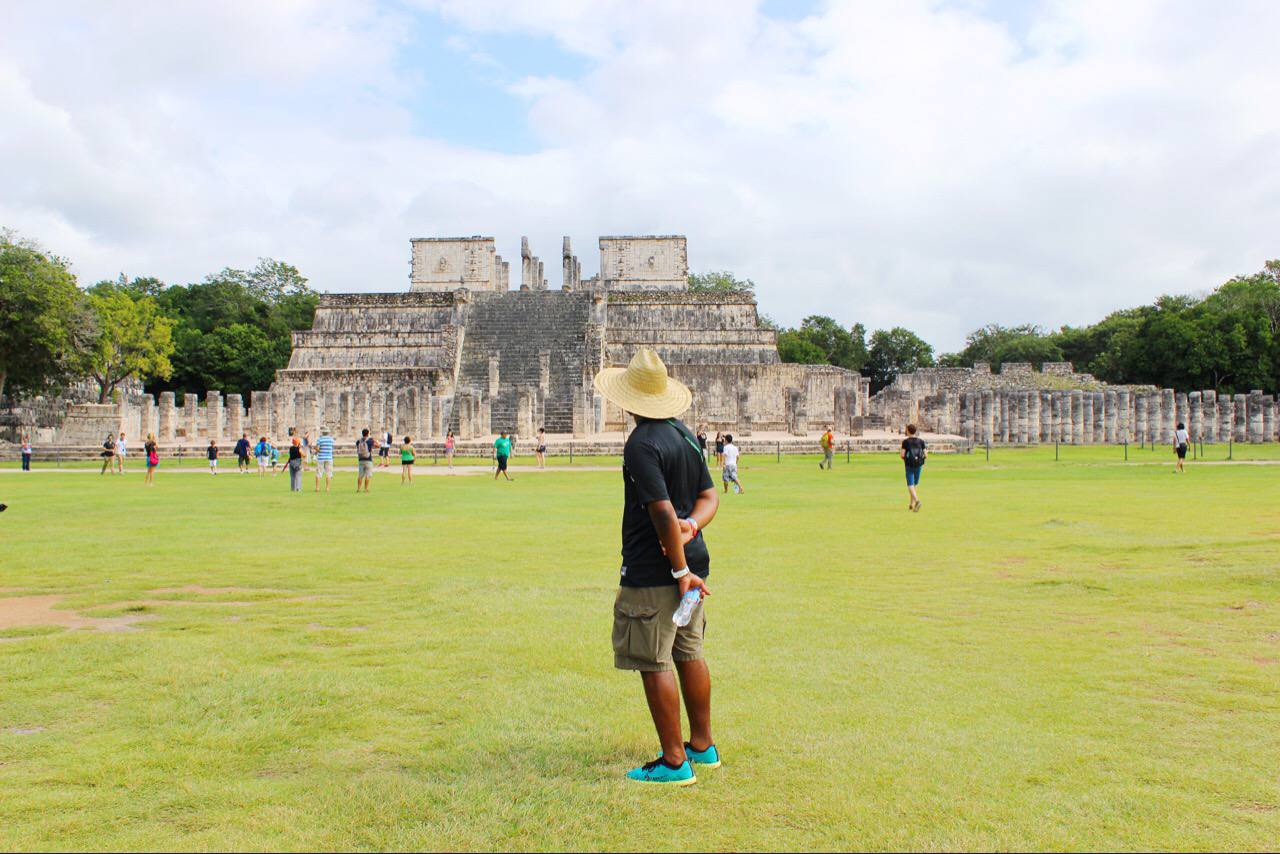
xmin=819 ymin=426 xmax=835 ymax=470
xmin=234 ymin=433 xmax=251 ymax=473
xmin=536 ymin=427 xmax=547 ymax=469
xmin=115 ymin=432 xmax=127 ymax=473
xmin=254 ymin=436 xmax=270 ymax=475
xmin=356 ymin=428 xmax=376 ymax=492
xmin=99 ymin=433 xmax=116 ymax=475
xmin=144 ymin=433 xmax=159 ymax=486
xmin=444 ymin=431 xmax=455 ymax=470
xmin=721 ymin=434 xmax=744 ymax=494
xmin=314 ymin=427 xmax=335 ymax=492
xmin=493 ymin=431 xmax=513 ymax=481
xmin=901 ymin=423 xmax=927 ymax=512
xmin=287 ymin=437 xmax=303 ymax=491
xmin=592 ymin=348 xmax=721 ymax=786
xmin=269 ymin=440 xmax=280 ymax=474
xmin=20 ymin=436 xmax=32 ymax=471
xmin=207 ymin=439 xmax=219 ymax=475
xmin=380 ymin=429 xmax=393 ymax=468
xmin=400 ymin=436 xmax=415 ymax=484
xmin=714 ymin=431 xmax=724 ymax=466
xmin=1173 ymin=421 xmax=1190 ymax=473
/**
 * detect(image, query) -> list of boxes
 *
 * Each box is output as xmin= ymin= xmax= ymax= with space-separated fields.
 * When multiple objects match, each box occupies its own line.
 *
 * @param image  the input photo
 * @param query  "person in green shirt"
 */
xmin=493 ymin=431 xmax=514 ymax=481
xmin=400 ymin=435 xmax=415 ymax=485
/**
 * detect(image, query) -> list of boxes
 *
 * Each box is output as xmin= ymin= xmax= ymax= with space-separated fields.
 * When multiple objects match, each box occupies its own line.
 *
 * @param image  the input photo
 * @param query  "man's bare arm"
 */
xmin=647 ymin=498 xmax=710 ymax=596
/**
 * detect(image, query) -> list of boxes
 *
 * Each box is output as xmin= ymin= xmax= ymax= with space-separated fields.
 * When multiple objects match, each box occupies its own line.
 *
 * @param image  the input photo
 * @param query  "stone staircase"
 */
xmin=449 ymin=291 xmax=593 ymax=434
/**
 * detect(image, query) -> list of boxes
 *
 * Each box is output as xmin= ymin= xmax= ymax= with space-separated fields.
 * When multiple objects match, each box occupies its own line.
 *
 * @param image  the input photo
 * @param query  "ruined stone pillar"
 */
xmin=960 ymin=393 xmax=973 ymax=440
xmin=1067 ymin=390 xmax=1082 ymax=444
xmin=1027 ymin=392 xmax=1040 ymax=444
xmin=1094 ymin=392 xmax=1106 ymax=443
xmin=1218 ymin=395 xmax=1234 ymax=444
xmin=226 ymin=393 xmax=243 ymax=440
xmin=334 ymin=392 xmax=350 ymax=438
xmin=206 ymin=390 xmax=223 ymax=441
xmin=1263 ymin=395 xmax=1275 ymax=443
xmin=1175 ymin=392 xmax=1188 ymax=435
xmin=980 ymin=391 xmax=994 ymax=444
xmin=1116 ymin=389 xmax=1131 ymax=442
xmin=1102 ymin=390 xmax=1116 ymax=443
xmin=156 ymin=391 xmax=175 ymax=442
xmin=182 ymin=393 xmax=199 ymax=441
xmin=431 ymin=395 xmax=445 ymax=439
xmin=1160 ymin=389 xmax=1175 ymax=444
xmin=1202 ymin=390 xmax=1217 ymax=442
xmin=1187 ymin=391 xmax=1202 ymax=442
xmin=273 ymin=391 xmax=291 ymax=440
xmin=539 ymin=351 xmax=551 ymax=395
xmin=1080 ymin=393 xmax=1094 ymax=444
xmin=1038 ymin=392 xmax=1050 ymax=442
xmin=1248 ymin=390 xmax=1264 ymax=442
xmin=1134 ymin=393 xmax=1148 ymax=444
xmin=1234 ymin=393 xmax=1248 ymax=442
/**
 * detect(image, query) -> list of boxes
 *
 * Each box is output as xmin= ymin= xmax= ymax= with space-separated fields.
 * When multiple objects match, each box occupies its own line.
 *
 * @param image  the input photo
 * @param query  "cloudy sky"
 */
xmin=2 ymin=0 xmax=1277 ymax=351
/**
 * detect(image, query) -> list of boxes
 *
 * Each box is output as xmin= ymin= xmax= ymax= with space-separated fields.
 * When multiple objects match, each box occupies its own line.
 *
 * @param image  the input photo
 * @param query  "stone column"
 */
xmin=1202 ymin=390 xmax=1217 ymax=442
xmin=1175 ymin=392 xmax=1188 ymax=435
xmin=206 ymin=390 xmax=223 ymax=441
xmin=156 ymin=391 xmax=175 ymax=442
xmin=981 ymin=391 xmax=994 ymax=444
xmin=1160 ymin=389 xmax=1175 ymax=444
xmin=1094 ymin=392 xmax=1106 ymax=443
xmin=1263 ymin=395 xmax=1275 ymax=443
xmin=1116 ymin=389 xmax=1131 ymax=442
xmin=517 ymin=388 xmax=535 ymax=439
xmin=1134 ymin=393 xmax=1148 ymax=444
xmin=539 ymin=351 xmax=551 ymax=395
xmin=1028 ymin=392 xmax=1040 ymax=444
xmin=184 ymin=393 xmax=201 ymax=441
xmin=489 ymin=356 xmax=500 ymax=398
xmin=1218 ymin=395 xmax=1233 ymax=444
xmin=1080 ymin=393 xmax=1094 ymax=444
xmin=1038 ymin=392 xmax=1050 ymax=442
xmin=1248 ymin=390 xmax=1264 ymax=442
xmin=1234 ymin=393 xmax=1248 ymax=442
xmin=226 ymin=394 xmax=243 ymax=440
xmin=1188 ymin=391 xmax=1202 ymax=443
xmin=1068 ymin=390 xmax=1082 ymax=444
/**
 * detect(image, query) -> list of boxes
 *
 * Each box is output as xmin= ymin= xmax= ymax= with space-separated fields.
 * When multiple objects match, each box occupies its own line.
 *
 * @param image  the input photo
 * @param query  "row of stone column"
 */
xmin=145 ymin=387 xmax=490 ymax=443
xmin=952 ymin=387 xmax=1279 ymax=445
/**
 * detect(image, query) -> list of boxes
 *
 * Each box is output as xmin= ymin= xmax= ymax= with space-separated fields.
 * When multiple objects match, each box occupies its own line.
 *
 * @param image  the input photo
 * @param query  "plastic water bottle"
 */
xmin=672 ymin=588 xmax=702 ymax=627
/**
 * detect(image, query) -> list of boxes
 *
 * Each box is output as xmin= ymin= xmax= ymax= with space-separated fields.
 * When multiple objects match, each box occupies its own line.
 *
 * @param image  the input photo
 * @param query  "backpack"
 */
xmin=904 ymin=439 xmax=926 ymax=467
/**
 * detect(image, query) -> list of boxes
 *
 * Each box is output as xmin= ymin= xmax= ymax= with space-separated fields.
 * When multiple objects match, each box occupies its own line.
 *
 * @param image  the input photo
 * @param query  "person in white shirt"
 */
xmin=115 ymin=433 xmax=127 ymax=474
xmin=1173 ymin=421 xmax=1191 ymax=474
xmin=720 ymin=434 xmax=745 ymax=494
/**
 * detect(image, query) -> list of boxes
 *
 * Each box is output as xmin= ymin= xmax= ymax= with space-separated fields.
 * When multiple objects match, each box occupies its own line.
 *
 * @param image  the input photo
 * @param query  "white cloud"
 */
xmin=1 ymin=0 xmax=1277 ymax=350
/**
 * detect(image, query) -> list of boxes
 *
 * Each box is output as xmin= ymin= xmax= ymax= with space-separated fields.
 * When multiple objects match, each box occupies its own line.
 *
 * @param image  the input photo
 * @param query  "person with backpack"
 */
xmin=593 ymin=348 xmax=721 ymax=786
xmin=380 ymin=429 xmax=393 ymax=468
xmin=900 ymin=423 xmax=927 ymax=512
xmin=819 ymin=427 xmax=835 ymax=470
xmin=234 ymin=433 xmax=251 ymax=473
xmin=1173 ymin=421 xmax=1191 ymax=474
xmin=356 ymin=428 xmax=376 ymax=493
xmin=254 ymin=436 xmax=270 ymax=475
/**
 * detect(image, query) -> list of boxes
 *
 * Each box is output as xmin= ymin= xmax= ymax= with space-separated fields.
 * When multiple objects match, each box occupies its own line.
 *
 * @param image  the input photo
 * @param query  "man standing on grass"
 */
xmin=819 ymin=426 xmax=835 ymax=470
xmin=314 ymin=427 xmax=335 ymax=493
xmin=234 ymin=433 xmax=251 ymax=473
xmin=901 ymin=423 xmax=927 ymax=512
xmin=356 ymin=428 xmax=376 ymax=493
xmin=493 ymin=431 xmax=514 ymax=481
xmin=594 ymin=348 xmax=721 ymax=786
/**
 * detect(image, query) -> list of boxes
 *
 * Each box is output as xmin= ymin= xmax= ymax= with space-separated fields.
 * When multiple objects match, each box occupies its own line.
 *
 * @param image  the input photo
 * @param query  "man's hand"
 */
xmin=678 ymin=571 xmax=709 ymax=598
xmin=677 ymin=518 xmax=697 ymax=546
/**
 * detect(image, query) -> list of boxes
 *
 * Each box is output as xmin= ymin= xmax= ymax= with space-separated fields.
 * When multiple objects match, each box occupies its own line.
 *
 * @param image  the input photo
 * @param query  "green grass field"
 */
xmin=1 ymin=448 xmax=1277 ymax=851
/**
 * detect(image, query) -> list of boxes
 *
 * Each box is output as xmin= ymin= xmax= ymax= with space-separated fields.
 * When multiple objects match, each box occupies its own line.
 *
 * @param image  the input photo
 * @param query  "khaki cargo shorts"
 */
xmin=612 ymin=585 xmax=705 ymax=672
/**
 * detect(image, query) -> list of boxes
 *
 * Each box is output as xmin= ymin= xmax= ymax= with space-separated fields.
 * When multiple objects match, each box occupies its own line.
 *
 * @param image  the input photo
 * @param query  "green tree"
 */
xmin=0 ymin=232 xmax=90 ymax=400
xmin=776 ymin=329 xmax=828 ymax=363
xmin=864 ymin=327 xmax=935 ymax=392
xmin=773 ymin=316 xmax=868 ymax=371
xmin=688 ymin=270 xmax=755 ymax=293
xmin=196 ymin=323 xmax=280 ymax=393
xmin=82 ymin=284 xmax=175 ymax=403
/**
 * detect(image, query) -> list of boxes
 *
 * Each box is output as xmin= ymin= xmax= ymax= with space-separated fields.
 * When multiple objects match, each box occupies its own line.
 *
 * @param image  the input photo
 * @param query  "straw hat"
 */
xmin=593 ymin=348 xmax=692 ymax=420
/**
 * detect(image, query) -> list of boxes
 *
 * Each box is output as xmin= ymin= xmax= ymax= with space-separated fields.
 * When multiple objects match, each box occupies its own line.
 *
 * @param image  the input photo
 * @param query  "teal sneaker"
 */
xmin=625 ymin=757 xmax=697 ymax=786
xmin=685 ymin=742 xmax=721 ymax=769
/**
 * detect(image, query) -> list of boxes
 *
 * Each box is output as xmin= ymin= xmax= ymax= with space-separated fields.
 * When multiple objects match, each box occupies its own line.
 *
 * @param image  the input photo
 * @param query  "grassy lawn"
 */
xmin=1 ymin=448 xmax=1277 ymax=850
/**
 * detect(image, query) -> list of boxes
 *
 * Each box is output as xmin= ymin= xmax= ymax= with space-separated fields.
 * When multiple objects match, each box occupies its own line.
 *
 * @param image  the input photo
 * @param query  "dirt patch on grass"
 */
xmin=150 ymin=585 xmax=287 ymax=597
xmin=0 ymin=595 xmax=149 ymax=633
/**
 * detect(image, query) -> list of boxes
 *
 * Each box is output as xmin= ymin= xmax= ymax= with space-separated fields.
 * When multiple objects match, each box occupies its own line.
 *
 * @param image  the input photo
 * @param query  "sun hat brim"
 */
xmin=593 ymin=366 xmax=693 ymax=420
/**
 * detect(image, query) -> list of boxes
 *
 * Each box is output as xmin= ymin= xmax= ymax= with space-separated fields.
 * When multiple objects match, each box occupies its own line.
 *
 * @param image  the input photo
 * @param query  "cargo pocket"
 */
xmin=613 ymin=603 xmax=661 ymax=664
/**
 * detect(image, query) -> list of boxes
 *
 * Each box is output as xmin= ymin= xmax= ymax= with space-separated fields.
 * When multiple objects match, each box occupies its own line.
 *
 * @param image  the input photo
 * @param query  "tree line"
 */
xmin=766 ymin=260 xmax=1280 ymax=395
xmin=0 ymin=230 xmax=316 ymax=404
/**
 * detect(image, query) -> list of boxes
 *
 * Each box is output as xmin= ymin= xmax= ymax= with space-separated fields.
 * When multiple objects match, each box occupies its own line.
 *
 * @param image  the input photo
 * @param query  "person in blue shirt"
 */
xmin=313 ymin=427 xmax=336 ymax=493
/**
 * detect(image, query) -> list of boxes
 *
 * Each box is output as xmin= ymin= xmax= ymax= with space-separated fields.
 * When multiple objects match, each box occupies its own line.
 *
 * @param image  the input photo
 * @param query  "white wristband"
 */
xmin=670 ymin=566 xmax=691 ymax=579
xmin=684 ymin=517 xmax=698 ymax=534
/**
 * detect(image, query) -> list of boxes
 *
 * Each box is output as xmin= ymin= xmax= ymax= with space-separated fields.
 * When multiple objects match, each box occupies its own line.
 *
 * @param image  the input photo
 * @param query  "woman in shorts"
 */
xmin=444 ymin=431 xmax=455 ymax=470
xmin=714 ymin=431 xmax=725 ymax=466
xmin=900 ymin=423 xmax=927 ymax=512
xmin=100 ymin=433 xmax=116 ymax=475
xmin=1173 ymin=421 xmax=1190 ymax=473
xmin=535 ymin=427 xmax=547 ymax=469
xmin=401 ymin=436 xmax=415 ymax=484
xmin=144 ymin=433 xmax=159 ymax=486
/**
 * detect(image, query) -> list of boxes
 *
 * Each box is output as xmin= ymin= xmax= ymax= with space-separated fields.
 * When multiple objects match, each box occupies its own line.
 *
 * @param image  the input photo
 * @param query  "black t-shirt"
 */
xmin=288 ymin=445 xmax=302 ymax=461
xmin=902 ymin=436 xmax=927 ymax=466
xmin=619 ymin=418 xmax=715 ymax=587
xmin=207 ymin=446 xmax=218 ymax=459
